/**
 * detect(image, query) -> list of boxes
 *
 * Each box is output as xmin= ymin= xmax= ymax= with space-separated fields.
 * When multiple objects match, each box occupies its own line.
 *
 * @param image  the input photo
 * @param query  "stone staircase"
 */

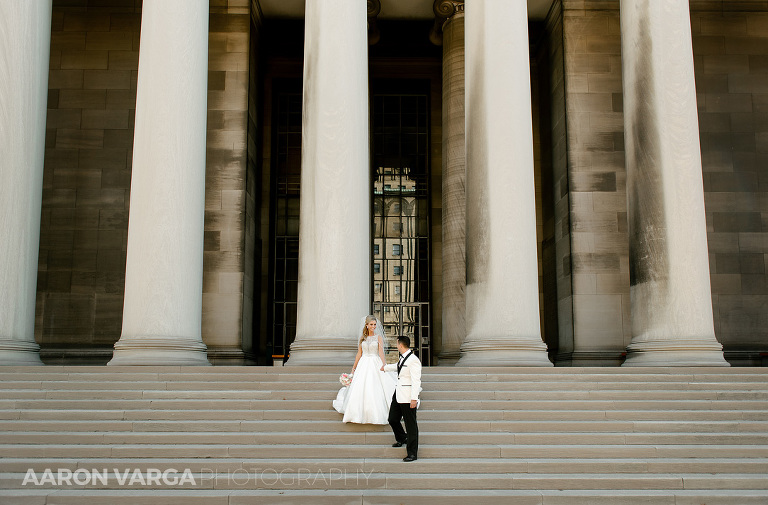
xmin=0 ymin=366 xmax=767 ymax=504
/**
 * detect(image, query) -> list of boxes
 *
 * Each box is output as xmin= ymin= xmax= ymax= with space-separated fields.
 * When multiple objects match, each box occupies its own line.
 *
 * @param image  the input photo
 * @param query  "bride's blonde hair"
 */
xmin=360 ymin=315 xmax=377 ymax=345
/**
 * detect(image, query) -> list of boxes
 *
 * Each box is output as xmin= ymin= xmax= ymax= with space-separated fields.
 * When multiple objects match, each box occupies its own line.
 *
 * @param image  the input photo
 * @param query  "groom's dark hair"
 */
xmin=397 ymin=336 xmax=411 ymax=348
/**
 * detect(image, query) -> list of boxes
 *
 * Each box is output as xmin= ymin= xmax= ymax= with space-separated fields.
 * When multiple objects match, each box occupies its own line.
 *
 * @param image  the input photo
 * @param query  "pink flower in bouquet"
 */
xmin=339 ymin=373 xmax=353 ymax=387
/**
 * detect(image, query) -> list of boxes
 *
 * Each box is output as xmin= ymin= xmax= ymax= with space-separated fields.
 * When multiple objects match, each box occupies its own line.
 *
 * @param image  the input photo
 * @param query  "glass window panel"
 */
xmin=286 ymin=281 xmax=298 ymax=300
xmin=273 ymin=324 xmax=284 ymax=350
xmin=286 ymin=259 xmax=298 ymax=280
xmin=287 ymin=239 xmax=299 ymax=257
xmin=286 ymin=304 xmax=297 ymax=325
xmin=401 ymin=96 xmax=417 ymax=111
xmin=274 ymin=303 xmax=284 ymax=324
xmin=286 ymin=217 xmax=299 ymax=236
xmin=371 ymin=89 xmax=431 ymax=363
xmin=274 ymin=257 xmax=285 ymax=279
xmin=382 ymin=96 xmax=399 ymax=112
xmin=274 ymin=280 xmax=284 ymax=300
xmin=402 ymin=111 xmax=418 ymax=128
xmin=402 ymin=134 xmax=418 ymax=155
xmin=383 ymin=112 xmax=399 ymax=128
xmin=287 ymin=198 xmax=300 ymax=216
xmin=382 ymin=134 xmax=399 ymax=153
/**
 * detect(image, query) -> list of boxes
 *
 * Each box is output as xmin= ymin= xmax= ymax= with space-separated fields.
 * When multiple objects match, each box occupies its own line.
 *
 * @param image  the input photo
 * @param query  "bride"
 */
xmin=332 ymin=315 xmax=397 ymax=424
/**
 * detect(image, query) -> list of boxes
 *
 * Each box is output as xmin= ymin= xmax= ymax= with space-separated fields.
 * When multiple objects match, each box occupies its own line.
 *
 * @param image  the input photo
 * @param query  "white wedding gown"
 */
xmin=333 ymin=335 xmax=397 ymax=424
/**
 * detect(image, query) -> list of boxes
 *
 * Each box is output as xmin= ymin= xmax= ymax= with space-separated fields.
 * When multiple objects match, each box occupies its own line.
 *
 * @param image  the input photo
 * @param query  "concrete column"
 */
xmin=109 ymin=0 xmax=210 ymax=366
xmin=288 ymin=0 xmax=370 ymax=365
xmin=438 ymin=1 xmax=466 ymax=364
xmin=0 ymin=1 xmax=51 ymax=365
xmin=620 ymin=0 xmax=727 ymax=366
xmin=457 ymin=0 xmax=551 ymax=366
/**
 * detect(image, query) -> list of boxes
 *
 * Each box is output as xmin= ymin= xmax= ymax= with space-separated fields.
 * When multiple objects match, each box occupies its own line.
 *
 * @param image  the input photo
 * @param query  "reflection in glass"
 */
xmin=371 ymin=92 xmax=431 ymax=364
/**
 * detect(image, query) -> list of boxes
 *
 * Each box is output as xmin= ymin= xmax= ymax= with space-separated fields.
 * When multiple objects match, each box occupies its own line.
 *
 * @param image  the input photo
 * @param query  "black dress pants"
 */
xmin=388 ymin=393 xmax=418 ymax=457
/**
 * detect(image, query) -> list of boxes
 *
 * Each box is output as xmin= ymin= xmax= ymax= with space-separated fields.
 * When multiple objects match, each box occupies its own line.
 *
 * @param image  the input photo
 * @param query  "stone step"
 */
xmin=6 ymin=369 xmax=768 ymax=391
xmin=6 ymin=364 xmax=768 ymax=372
xmin=2 ymin=471 xmax=767 ymax=491
xmin=0 ymin=418 xmax=765 ymax=433
xmin=3 ymin=379 xmax=768 ymax=391
xmin=4 ymin=489 xmax=768 ymax=505
xmin=4 ymin=363 xmax=768 ymax=372
xmin=2 ymin=430 xmax=767 ymax=446
xmin=5 ymin=443 xmax=767 ymax=459
xmin=2 ymin=366 xmax=767 ymax=502
xmin=2 ymin=457 xmax=768 ymax=475
xmin=3 ymin=408 xmax=767 ymax=421
xmin=5 ymin=384 xmax=768 ymax=400
xmin=4 ymin=398 xmax=768 ymax=411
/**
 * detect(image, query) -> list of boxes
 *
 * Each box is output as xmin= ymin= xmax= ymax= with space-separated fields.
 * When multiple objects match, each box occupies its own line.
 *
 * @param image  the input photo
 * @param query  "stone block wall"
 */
xmin=531 ymin=36 xmax=559 ymax=354
xmin=547 ymin=1 xmax=630 ymax=365
xmin=546 ymin=1 xmax=576 ymax=361
xmin=38 ymin=0 xmax=252 ymax=363
xmin=692 ymin=6 xmax=768 ymax=364
xmin=562 ymin=3 xmax=630 ymax=365
xmin=243 ymin=3 xmax=262 ymax=363
xmin=546 ymin=0 xmax=768 ymax=364
xmin=38 ymin=1 xmax=140 ymax=363
xmin=203 ymin=0 xmax=251 ymax=364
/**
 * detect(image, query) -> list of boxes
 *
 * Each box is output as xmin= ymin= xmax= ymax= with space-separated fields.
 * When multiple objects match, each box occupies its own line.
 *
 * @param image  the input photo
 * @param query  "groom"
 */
xmin=381 ymin=335 xmax=421 ymax=462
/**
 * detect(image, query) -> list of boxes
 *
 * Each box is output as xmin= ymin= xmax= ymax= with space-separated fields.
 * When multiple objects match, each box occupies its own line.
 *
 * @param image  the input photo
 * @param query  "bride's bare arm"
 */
xmin=351 ymin=342 xmax=362 ymax=374
xmin=378 ymin=335 xmax=386 ymax=366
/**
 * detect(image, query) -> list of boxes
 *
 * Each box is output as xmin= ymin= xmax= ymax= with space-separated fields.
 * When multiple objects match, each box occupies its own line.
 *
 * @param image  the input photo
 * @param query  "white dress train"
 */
xmin=333 ymin=335 xmax=397 ymax=424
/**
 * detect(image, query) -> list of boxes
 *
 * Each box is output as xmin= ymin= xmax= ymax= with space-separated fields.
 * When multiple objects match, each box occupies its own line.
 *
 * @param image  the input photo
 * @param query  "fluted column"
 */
xmin=457 ymin=0 xmax=551 ymax=366
xmin=620 ymin=0 xmax=727 ymax=366
xmin=0 ymin=1 xmax=51 ymax=366
xmin=109 ymin=0 xmax=210 ymax=366
xmin=288 ymin=0 xmax=370 ymax=365
xmin=437 ymin=1 xmax=466 ymax=364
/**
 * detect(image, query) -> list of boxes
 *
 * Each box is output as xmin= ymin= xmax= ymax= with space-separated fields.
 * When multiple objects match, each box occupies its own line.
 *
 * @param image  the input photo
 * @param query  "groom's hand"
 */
xmin=410 ymin=400 xmax=417 ymax=408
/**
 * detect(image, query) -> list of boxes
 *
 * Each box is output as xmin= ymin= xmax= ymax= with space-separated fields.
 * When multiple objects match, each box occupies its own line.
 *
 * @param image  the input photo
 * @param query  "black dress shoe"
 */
xmin=392 ymin=440 xmax=406 ymax=447
xmin=403 ymin=455 xmax=417 ymax=462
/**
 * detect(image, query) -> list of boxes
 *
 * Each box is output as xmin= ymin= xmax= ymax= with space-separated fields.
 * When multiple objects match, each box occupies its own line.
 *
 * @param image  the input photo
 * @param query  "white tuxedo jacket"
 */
xmin=383 ymin=351 xmax=422 ymax=404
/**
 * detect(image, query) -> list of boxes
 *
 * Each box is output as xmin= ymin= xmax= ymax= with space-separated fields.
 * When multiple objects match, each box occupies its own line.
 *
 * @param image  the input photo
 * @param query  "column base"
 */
xmin=286 ymin=337 xmax=358 ymax=366
xmin=622 ymin=339 xmax=729 ymax=367
xmin=0 ymin=339 xmax=43 ymax=365
xmin=108 ymin=337 xmax=211 ymax=366
xmin=436 ymin=350 xmax=461 ymax=366
xmin=456 ymin=337 xmax=553 ymax=367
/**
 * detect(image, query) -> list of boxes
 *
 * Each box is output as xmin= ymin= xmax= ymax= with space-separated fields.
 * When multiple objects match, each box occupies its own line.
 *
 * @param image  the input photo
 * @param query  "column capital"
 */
xmin=368 ymin=0 xmax=381 ymax=45
xmin=367 ymin=0 xmax=381 ymax=17
xmin=430 ymin=0 xmax=464 ymax=45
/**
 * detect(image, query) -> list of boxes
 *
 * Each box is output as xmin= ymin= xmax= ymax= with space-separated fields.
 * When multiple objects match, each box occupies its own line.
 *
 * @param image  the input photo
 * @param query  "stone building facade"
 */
xmin=0 ymin=0 xmax=766 ymax=367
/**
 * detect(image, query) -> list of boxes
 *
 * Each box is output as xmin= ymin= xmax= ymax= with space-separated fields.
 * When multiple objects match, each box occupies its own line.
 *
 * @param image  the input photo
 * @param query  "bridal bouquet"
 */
xmin=339 ymin=373 xmax=353 ymax=387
